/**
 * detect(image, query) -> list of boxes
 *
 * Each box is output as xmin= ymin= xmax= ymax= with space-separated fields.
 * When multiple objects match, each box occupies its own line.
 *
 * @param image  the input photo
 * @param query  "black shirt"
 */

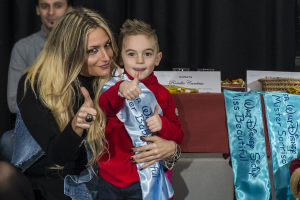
xmin=17 ymin=74 xmax=94 ymax=199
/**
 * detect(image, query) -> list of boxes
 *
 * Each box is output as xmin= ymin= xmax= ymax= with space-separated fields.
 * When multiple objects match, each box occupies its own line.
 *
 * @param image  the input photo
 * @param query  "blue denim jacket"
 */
xmin=11 ymin=112 xmax=97 ymax=200
xmin=11 ymin=112 xmax=45 ymax=171
xmin=64 ymin=140 xmax=99 ymax=200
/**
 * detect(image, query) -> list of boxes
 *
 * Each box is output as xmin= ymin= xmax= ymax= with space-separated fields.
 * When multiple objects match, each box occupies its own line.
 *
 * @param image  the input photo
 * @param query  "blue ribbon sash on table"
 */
xmin=263 ymin=92 xmax=300 ymax=200
xmin=102 ymin=74 xmax=173 ymax=200
xmin=224 ymin=90 xmax=272 ymax=200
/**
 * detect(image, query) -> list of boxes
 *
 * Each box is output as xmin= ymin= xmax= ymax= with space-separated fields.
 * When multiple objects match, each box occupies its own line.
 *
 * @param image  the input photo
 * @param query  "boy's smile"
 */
xmin=121 ymin=34 xmax=162 ymax=80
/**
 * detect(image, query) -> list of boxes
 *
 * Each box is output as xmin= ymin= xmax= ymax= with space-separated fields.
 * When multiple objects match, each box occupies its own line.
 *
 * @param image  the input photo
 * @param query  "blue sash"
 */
xmin=263 ymin=92 xmax=300 ymax=200
xmin=102 ymin=74 xmax=174 ymax=200
xmin=224 ymin=90 xmax=272 ymax=200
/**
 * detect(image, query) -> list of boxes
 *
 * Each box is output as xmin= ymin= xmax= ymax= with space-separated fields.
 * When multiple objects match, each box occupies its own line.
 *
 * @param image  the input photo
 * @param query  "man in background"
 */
xmin=7 ymin=0 xmax=73 ymax=114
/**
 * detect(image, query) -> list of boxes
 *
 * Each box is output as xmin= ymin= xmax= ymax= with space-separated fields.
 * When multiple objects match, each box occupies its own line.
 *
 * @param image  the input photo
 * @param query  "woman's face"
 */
xmin=80 ymin=27 xmax=113 ymax=77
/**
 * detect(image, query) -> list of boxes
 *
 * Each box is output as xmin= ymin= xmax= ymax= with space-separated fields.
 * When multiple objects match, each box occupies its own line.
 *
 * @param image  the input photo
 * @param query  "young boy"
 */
xmin=98 ymin=19 xmax=184 ymax=199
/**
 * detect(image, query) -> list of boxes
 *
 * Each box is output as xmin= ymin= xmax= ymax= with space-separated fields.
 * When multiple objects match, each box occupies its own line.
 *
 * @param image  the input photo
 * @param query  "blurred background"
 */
xmin=0 ymin=0 xmax=298 ymax=133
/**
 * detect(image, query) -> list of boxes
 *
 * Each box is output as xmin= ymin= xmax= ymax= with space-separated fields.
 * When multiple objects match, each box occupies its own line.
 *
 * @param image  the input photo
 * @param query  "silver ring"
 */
xmin=85 ymin=114 xmax=94 ymax=122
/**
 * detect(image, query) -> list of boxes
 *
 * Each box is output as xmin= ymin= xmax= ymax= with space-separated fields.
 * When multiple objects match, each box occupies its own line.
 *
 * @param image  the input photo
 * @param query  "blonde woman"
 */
xmin=3 ymin=7 xmax=119 ymax=200
xmin=0 ymin=7 xmax=178 ymax=200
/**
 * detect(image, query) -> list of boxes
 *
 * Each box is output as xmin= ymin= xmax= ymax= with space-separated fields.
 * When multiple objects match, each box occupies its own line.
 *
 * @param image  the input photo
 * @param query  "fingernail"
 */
xmin=129 ymin=149 xmax=133 ymax=153
xmin=133 ymin=161 xmax=137 ymax=164
xmin=129 ymin=157 xmax=133 ymax=161
xmin=140 ymin=136 xmax=145 ymax=140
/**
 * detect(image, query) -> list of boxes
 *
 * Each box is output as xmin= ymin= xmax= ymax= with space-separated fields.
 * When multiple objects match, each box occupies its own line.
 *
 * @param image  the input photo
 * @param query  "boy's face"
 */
xmin=36 ymin=0 xmax=71 ymax=34
xmin=121 ymin=34 xmax=162 ymax=80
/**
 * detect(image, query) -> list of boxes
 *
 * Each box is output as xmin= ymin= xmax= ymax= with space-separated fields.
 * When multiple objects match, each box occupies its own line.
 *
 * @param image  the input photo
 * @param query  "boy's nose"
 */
xmin=136 ymin=55 xmax=144 ymax=63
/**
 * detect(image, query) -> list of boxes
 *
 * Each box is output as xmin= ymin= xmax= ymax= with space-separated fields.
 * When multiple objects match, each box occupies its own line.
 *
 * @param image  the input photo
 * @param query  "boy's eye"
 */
xmin=87 ymin=48 xmax=99 ymax=54
xmin=104 ymin=41 xmax=112 ymax=49
xmin=145 ymin=52 xmax=153 ymax=57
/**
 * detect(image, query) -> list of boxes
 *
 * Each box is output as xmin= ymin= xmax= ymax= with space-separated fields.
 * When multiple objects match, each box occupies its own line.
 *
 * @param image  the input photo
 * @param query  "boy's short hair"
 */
xmin=35 ymin=0 xmax=74 ymax=6
xmin=118 ymin=19 xmax=160 ymax=52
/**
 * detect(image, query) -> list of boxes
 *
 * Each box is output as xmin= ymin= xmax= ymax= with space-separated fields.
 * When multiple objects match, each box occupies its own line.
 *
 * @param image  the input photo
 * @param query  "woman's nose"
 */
xmin=99 ymin=48 xmax=110 ymax=61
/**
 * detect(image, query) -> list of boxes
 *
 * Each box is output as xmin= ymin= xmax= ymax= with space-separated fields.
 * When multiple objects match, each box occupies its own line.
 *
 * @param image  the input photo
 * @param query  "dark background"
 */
xmin=0 ymin=0 xmax=297 ymax=134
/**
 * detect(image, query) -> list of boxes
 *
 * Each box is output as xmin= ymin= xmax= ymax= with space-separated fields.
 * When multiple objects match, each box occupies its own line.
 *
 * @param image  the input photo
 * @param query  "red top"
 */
xmin=98 ymin=72 xmax=184 ymax=187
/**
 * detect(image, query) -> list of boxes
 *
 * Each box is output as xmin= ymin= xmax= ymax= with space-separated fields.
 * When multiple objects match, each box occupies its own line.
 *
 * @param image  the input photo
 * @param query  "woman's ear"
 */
xmin=119 ymin=56 xmax=124 ymax=66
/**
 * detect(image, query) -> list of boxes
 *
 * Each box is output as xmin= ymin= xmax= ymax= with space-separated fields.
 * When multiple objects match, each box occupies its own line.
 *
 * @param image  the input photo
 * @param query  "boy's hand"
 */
xmin=72 ymin=87 xmax=97 ymax=136
xmin=119 ymin=72 xmax=142 ymax=100
xmin=146 ymin=105 xmax=162 ymax=132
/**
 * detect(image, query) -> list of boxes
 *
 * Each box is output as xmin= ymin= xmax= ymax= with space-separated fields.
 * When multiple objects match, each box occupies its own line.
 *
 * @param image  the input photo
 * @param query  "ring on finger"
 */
xmin=85 ymin=113 xmax=94 ymax=122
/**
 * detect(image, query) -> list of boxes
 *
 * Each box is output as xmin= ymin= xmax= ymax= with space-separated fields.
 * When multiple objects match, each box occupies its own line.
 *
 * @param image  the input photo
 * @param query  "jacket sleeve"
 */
xmin=17 ymin=75 xmax=85 ymax=165
xmin=157 ymin=92 xmax=184 ymax=145
xmin=7 ymin=42 xmax=31 ymax=113
xmin=99 ymin=81 xmax=125 ymax=117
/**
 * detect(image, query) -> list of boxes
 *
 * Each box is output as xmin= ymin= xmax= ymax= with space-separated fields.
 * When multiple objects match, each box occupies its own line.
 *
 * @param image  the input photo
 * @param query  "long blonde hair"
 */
xmin=24 ymin=7 xmax=120 ymax=165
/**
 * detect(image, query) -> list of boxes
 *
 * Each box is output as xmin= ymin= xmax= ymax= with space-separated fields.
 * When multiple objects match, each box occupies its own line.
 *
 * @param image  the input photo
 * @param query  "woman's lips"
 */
xmin=99 ymin=64 xmax=109 ymax=69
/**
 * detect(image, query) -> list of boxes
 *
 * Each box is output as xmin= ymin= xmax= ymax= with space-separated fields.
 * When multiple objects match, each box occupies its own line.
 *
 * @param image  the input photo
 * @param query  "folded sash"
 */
xmin=263 ymin=91 xmax=300 ymax=199
xmin=224 ymin=90 xmax=271 ymax=200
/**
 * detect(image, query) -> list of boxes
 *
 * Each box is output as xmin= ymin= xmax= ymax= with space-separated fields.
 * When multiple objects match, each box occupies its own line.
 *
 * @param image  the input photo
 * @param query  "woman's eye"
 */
xmin=87 ymin=48 xmax=98 ymax=54
xmin=104 ymin=42 xmax=112 ymax=48
xmin=128 ymin=52 xmax=135 ymax=57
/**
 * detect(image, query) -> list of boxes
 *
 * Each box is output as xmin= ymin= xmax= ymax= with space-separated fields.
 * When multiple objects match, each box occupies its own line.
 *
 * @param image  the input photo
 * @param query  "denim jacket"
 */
xmin=11 ymin=112 xmax=98 ymax=200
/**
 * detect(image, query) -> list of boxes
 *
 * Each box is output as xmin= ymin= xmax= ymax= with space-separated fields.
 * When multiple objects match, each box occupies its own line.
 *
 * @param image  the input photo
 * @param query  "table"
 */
xmin=171 ymin=93 xmax=274 ymax=200
xmin=172 ymin=93 xmax=271 ymax=154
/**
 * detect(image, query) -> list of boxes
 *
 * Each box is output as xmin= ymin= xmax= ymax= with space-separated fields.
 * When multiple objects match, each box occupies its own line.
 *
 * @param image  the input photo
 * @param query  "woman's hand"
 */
xmin=130 ymin=136 xmax=176 ymax=170
xmin=72 ymin=87 xmax=97 ymax=136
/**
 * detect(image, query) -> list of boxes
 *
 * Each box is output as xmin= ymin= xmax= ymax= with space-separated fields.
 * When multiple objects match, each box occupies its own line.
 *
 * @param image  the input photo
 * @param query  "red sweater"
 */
xmin=98 ymin=72 xmax=184 ymax=187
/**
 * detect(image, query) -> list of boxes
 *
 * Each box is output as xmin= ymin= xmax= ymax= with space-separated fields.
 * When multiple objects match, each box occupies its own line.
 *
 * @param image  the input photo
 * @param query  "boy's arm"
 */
xmin=99 ymin=81 xmax=125 ymax=116
xmin=157 ymin=93 xmax=184 ymax=145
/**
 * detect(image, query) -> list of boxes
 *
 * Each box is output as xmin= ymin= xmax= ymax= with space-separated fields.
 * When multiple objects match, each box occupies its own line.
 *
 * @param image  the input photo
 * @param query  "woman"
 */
xmin=0 ymin=7 xmax=178 ymax=200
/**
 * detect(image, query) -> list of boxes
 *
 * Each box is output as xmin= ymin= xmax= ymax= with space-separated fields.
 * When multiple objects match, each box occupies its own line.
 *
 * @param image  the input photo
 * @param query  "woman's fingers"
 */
xmin=131 ymin=144 xmax=151 ymax=153
xmin=71 ymin=89 xmax=97 ymax=135
xmin=130 ymin=136 xmax=177 ymax=170
xmin=76 ymin=122 xmax=91 ymax=129
xmin=80 ymin=87 xmax=94 ymax=107
xmin=141 ymin=135 xmax=160 ymax=142
xmin=139 ymin=160 xmax=158 ymax=170
xmin=132 ymin=152 xmax=159 ymax=163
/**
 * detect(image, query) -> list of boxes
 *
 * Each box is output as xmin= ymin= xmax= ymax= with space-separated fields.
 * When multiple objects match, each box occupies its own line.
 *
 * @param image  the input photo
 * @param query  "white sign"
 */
xmin=247 ymin=70 xmax=300 ymax=91
xmin=154 ymin=71 xmax=221 ymax=93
